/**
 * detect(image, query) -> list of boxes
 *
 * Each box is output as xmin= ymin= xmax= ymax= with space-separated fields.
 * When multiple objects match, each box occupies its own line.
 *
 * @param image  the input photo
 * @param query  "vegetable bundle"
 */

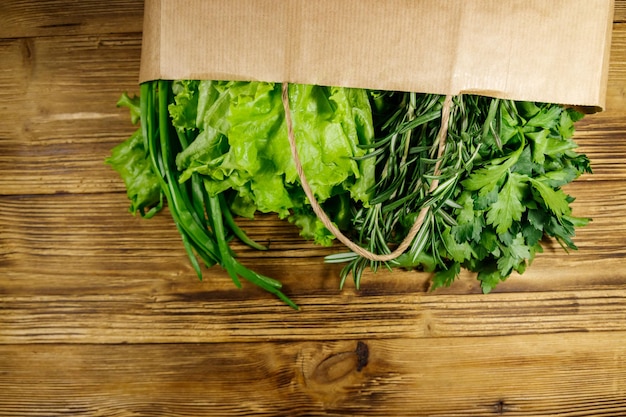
xmin=107 ymin=80 xmax=591 ymax=308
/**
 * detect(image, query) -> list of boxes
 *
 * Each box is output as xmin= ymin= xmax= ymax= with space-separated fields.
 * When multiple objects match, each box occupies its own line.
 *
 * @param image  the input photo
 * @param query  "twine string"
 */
xmin=281 ymin=83 xmax=452 ymax=262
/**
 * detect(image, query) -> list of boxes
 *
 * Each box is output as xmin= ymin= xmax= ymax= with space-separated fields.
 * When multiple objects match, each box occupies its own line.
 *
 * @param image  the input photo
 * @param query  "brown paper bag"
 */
xmin=140 ymin=0 xmax=614 ymax=111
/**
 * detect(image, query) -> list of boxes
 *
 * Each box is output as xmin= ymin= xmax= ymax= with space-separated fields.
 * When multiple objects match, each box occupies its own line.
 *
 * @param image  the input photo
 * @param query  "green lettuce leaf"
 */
xmin=105 ymin=128 xmax=162 ymax=217
xmin=172 ymin=81 xmax=375 ymax=244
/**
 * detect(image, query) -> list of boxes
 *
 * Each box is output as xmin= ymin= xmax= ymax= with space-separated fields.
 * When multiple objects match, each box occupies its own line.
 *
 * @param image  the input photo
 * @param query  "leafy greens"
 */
xmin=107 ymin=81 xmax=591 ymax=307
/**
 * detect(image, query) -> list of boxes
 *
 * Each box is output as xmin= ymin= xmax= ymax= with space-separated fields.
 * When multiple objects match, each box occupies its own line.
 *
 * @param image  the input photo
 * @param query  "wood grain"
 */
xmin=3 ymin=287 xmax=626 ymax=343
xmin=0 ymin=0 xmax=144 ymax=38
xmin=0 ymin=33 xmax=141 ymax=195
xmin=1 ymin=0 xmax=626 ymax=415
xmin=0 ymin=334 xmax=625 ymax=416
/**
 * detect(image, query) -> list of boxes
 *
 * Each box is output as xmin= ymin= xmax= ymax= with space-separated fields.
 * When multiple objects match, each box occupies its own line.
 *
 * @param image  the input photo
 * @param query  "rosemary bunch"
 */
xmin=328 ymin=93 xmax=484 ymax=287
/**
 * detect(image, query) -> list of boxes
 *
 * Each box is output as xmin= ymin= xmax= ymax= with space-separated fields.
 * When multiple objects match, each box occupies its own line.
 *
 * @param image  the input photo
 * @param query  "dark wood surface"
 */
xmin=1 ymin=1 xmax=626 ymax=415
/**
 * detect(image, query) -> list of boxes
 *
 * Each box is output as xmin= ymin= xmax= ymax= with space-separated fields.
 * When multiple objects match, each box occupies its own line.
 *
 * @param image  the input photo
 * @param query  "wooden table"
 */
xmin=2 ymin=1 xmax=626 ymax=415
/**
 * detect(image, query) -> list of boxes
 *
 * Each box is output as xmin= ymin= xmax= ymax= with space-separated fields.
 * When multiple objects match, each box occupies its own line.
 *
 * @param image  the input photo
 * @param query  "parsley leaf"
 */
xmin=432 ymin=262 xmax=461 ymax=289
xmin=451 ymin=192 xmax=484 ymax=242
xmin=529 ymin=177 xmax=571 ymax=219
xmin=497 ymin=232 xmax=531 ymax=276
xmin=461 ymin=139 xmax=525 ymax=194
xmin=477 ymin=266 xmax=505 ymax=294
xmin=442 ymin=228 xmax=474 ymax=263
xmin=486 ymin=172 xmax=528 ymax=234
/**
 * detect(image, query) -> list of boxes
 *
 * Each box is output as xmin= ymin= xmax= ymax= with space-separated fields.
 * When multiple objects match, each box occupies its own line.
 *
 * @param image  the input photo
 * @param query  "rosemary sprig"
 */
xmin=329 ymin=93 xmax=485 ymax=288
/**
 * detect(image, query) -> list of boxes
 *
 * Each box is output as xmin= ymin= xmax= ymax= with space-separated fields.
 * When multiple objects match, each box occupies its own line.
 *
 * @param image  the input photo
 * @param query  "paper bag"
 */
xmin=140 ymin=0 xmax=614 ymax=111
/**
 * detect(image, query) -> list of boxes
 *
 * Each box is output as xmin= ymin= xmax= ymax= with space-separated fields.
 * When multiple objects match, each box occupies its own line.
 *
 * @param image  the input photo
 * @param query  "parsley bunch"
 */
xmin=446 ymin=99 xmax=591 ymax=292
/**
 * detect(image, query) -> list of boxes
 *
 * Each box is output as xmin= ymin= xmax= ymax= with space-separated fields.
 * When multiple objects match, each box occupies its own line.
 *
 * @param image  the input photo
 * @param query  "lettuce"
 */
xmin=172 ymin=81 xmax=375 ymax=244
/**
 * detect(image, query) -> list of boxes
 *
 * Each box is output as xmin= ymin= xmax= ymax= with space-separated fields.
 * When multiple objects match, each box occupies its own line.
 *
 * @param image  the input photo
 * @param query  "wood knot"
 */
xmin=355 ymin=341 xmax=369 ymax=372
xmin=310 ymin=341 xmax=369 ymax=385
xmin=494 ymin=400 xmax=507 ymax=414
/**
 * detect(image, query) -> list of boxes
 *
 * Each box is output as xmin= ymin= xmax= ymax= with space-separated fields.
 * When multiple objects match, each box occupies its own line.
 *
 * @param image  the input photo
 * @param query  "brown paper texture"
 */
xmin=140 ymin=0 xmax=614 ymax=111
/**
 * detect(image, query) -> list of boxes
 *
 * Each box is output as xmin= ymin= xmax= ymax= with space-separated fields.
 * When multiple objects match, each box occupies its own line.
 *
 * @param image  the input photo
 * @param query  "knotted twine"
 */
xmin=281 ymin=83 xmax=452 ymax=262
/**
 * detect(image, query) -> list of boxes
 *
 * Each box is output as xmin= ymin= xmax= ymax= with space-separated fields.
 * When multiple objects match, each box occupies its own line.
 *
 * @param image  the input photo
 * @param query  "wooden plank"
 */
xmin=0 ymin=33 xmax=141 ymax=196
xmin=601 ymin=19 xmax=626 ymax=115
xmin=3 ymin=288 xmax=626 ymax=343
xmin=1 ymin=333 xmax=625 ymax=416
xmin=0 ymin=0 xmax=144 ymax=38
xmin=616 ymin=0 xmax=626 ymax=22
